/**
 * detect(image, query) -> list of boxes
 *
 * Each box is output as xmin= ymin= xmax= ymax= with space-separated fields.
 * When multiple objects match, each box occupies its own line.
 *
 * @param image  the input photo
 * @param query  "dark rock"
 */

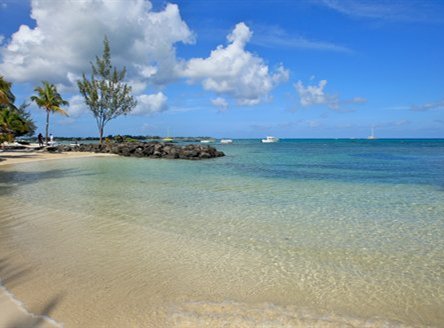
xmin=56 ymin=142 xmax=224 ymax=160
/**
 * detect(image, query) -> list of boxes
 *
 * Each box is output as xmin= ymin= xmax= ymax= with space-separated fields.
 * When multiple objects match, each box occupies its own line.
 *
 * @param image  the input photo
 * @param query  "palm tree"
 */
xmin=31 ymin=81 xmax=69 ymax=144
xmin=0 ymin=76 xmax=15 ymax=107
xmin=0 ymin=107 xmax=29 ymax=143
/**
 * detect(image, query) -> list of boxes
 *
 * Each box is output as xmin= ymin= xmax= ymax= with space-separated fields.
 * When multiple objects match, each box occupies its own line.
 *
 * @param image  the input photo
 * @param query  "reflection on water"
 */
xmin=0 ymin=140 xmax=443 ymax=327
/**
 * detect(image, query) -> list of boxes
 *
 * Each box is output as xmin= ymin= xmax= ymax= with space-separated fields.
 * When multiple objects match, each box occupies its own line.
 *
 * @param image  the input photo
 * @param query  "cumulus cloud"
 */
xmin=295 ymin=79 xmax=366 ymax=111
xmin=295 ymin=80 xmax=339 ymax=109
xmin=67 ymin=92 xmax=167 ymax=118
xmin=131 ymin=92 xmax=168 ymax=115
xmin=66 ymin=95 xmax=88 ymax=118
xmin=0 ymin=0 xmax=194 ymax=86
xmin=211 ymin=97 xmax=228 ymax=111
xmin=180 ymin=22 xmax=289 ymax=106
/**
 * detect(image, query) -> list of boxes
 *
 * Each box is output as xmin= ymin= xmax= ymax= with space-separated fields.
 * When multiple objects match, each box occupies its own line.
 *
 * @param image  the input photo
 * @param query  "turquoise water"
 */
xmin=0 ymin=139 xmax=443 ymax=327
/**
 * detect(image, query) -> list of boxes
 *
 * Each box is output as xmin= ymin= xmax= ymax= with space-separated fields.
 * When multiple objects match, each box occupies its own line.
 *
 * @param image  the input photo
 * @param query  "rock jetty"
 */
xmin=55 ymin=142 xmax=225 ymax=160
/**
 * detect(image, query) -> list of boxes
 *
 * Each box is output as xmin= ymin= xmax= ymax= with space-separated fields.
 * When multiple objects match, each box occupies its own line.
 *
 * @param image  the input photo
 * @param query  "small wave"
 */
xmin=168 ymin=300 xmax=411 ymax=328
xmin=0 ymin=281 xmax=63 ymax=328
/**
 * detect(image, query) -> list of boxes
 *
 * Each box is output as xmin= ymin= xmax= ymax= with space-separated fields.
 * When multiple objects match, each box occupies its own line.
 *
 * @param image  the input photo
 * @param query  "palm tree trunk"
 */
xmin=45 ymin=110 xmax=50 ymax=145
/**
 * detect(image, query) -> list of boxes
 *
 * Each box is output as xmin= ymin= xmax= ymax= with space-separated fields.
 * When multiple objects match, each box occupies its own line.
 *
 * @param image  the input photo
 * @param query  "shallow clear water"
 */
xmin=0 ymin=139 xmax=443 ymax=327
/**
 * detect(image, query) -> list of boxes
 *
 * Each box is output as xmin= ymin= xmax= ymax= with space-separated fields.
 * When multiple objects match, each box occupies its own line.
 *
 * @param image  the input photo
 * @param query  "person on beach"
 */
xmin=38 ymin=133 xmax=44 ymax=146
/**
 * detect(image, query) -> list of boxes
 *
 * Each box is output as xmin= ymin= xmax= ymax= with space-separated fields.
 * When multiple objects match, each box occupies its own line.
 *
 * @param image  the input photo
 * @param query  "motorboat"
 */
xmin=261 ymin=136 xmax=279 ymax=143
xmin=220 ymin=139 xmax=233 ymax=144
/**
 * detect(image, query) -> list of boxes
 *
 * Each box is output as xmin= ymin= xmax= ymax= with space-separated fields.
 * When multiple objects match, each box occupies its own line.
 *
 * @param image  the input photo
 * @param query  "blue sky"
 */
xmin=0 ymin=0 xmax=443 ymax=138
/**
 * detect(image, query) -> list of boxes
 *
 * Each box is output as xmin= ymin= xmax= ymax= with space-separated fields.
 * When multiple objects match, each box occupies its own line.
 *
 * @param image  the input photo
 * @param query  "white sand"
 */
xmin=0 ymin=149 xmax=115 ymax=326
xmin=0 ymin=150 xmax=115 ymax=167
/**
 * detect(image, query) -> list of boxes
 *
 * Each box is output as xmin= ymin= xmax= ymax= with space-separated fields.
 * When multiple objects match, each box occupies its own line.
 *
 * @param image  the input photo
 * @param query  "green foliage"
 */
xmin=0 ymin=76 xmax=15 ymax=106
xmin=77 ymin=36 xmax=137 ymax=144
xmin=31 ymin=81 xmax=69 ymax=143
xmin=14 ymin=103 xmax=36 ymax=137
xmin=0 ymin=76 xmax=36 ymax=142
xmin=113 ymin=135 xmax=124 ymax=143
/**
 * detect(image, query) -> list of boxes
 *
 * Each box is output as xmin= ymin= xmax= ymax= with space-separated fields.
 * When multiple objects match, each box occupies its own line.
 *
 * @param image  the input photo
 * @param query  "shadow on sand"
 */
xmin=0 ymin=256 xmax=65 ymax=327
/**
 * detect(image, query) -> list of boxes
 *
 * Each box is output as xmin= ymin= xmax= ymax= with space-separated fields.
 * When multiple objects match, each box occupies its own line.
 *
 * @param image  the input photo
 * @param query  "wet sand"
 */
xmin=0 ymin=150 xmax=115 ymax=166
xmin=0 ymin=284 xmax=61 ymax=328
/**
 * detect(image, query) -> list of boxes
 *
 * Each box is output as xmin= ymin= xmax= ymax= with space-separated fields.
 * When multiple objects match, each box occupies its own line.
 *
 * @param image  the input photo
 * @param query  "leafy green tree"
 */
xmin=15 ymin=103 xmax=37 ymax=137
xmin=31 ymin=81 xmax=69 ymax=144
xmin=0 ymin=107 xmax=31 ymax=142
xmin=77 ymin=37 xmax=137 ymax=144
xmin=0 ymin=76 xmax=15 ymax=107
xmin=0 ymin=76 xmax=36 ymax=143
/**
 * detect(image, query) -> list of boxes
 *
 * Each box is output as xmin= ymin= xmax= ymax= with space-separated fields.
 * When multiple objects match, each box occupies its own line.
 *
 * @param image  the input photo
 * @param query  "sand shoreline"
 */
xmin=0 ymin=150 xmax=116 ymax=167
xmin=0 ymin=283 xmax=61 ymax=328
xmin=0 ymin=149 xmax=115 ymax=326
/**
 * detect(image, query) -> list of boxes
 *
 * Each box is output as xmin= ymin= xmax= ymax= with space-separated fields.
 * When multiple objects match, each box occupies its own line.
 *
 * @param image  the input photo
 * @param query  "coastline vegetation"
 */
xmin=0 ymin=76 xmax=36 ymax=143
xmin=31 ymin=81 xmax=69 ymax=144
xmin=78 ymin=37 xmax=137 ymax=144
xmin=1 ymin=37 xmax=211 ymax=148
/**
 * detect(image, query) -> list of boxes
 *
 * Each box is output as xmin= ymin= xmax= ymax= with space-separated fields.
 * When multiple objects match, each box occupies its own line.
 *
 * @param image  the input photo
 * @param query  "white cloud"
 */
xmin=315 ymin=0 xmax=444 ymax=23
xmin=66 ymin=95 xmax=88 ymax=118
xmin=180 ymin=22 xmax=289 ymax=106
xmin=132 ymin=92 xmax=168 ymax=115
xmin=294 ymin=79 xmax=366 ymax=111
xmin=211 ymin=97 xmax=228 ymax=111
xmin=0 ymin=0 xmax=194 ymax=86
xmin=252 ymin=25 xmax=352 ymax=53
xmin=411 ymin=99 xmax=444 ymax=112
xmin=295 ymin=79 xmax=339 ymax=109
xmin=68 ymin=92 xmax=168 ymax=118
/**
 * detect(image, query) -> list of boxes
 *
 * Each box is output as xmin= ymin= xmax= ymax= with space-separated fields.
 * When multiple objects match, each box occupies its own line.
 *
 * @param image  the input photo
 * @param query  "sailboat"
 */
xmin=163 ymin=127 xmax=173 ymax=142
xmin=368 ymin=127 xmax=377 ymax=140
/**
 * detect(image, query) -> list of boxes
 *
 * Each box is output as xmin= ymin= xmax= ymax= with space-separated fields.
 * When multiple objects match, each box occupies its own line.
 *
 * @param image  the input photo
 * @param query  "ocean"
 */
xmin=0 ymin=139 xmax=443 ymax=327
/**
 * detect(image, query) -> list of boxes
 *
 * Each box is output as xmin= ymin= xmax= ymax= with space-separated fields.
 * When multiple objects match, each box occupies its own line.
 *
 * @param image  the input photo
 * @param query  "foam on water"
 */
xmin=0 ymin=139 xmax=443 ymax=327
xmin=0 ymin=281 xmax=62 ymax=328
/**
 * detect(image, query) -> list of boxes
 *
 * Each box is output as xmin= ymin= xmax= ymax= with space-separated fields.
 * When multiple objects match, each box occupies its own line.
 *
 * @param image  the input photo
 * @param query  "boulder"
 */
xmin=56 ymin=142 xmax=224 ymax=160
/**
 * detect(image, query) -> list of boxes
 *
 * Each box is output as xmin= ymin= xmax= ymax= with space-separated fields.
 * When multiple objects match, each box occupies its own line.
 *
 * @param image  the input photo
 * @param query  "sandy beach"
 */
xmin=0 ymin=149 xmax=115 ymax=327
xmin=0 ymin=149 xmax=115 ymax=167
xmin=0 ymin=141 xmax=442 ymax=327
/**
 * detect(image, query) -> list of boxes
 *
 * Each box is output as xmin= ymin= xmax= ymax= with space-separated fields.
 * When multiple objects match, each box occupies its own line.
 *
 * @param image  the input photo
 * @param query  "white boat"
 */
xmin=200 ymin=139 xmax=213 ymax=143
xmin=220 ymin=139 xmax=233 ymax=144
xmin=261 ymin=136 xmax=279 ymax=143
xmin=368 ymin=127 xmax=377 ymax=140
xmin=163 ymin=128 xmax=173 ymax=142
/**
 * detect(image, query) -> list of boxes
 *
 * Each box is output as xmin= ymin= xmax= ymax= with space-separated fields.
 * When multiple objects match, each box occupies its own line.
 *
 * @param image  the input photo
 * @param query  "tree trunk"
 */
xmin=99 ymin=126 xmax=103 ymax=145
xmin=45 ymin=110 xmax=50 ymax=145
